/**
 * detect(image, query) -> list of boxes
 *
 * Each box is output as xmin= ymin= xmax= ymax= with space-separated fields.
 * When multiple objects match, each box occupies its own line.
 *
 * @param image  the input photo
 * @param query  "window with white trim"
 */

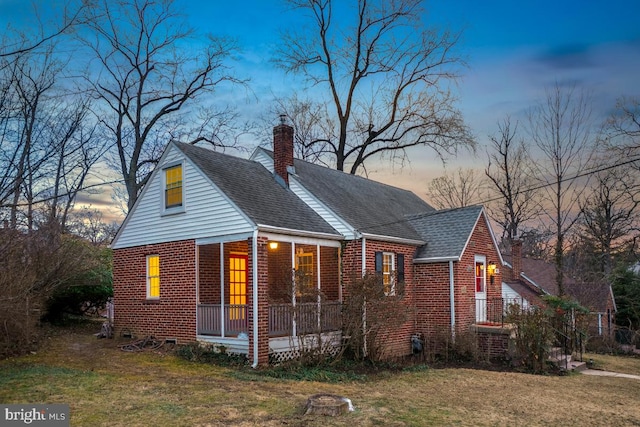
xmin=163 ymin=164 xmax=183 ymax=212
xmin=146 ymin=255 xmax=160 ymax=299
xmin=374 ymin=251 xmax=405 ymax=296
xmin=295 ymin=251 xmax=314 ymax=296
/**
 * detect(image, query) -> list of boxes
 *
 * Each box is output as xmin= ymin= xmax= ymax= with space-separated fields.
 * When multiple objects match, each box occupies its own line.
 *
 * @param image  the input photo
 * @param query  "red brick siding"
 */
xmin=414 ymin=262 xmax=453 ymax=337
xmin=267 ymin=242 xmax=293 ymax=302
xmin=320 ymin=246 xmax=340 ymax=301
xmin=249 ymin=236 xmax=269 ymax=365
xmin=414 ymin=212 xmax=502 ymax=338
xmin=113 ymin=239 xmax=197 ymax=344
xmin=453 ymin=213 xmax=502 ymax=331
xmin=475 ymin=327 xmax=513 ymax=359
xmin=198 ymin=243 xmax=220 ymax=304
xmin=273 ymin=124 xmax=294 ymax=185
xmin=341 ymin=238 xmax=418 ymax=359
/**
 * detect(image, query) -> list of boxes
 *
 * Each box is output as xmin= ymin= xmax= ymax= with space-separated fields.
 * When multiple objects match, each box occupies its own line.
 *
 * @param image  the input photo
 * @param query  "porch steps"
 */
xmin=548 ymin=347 xmax=587 ymax=372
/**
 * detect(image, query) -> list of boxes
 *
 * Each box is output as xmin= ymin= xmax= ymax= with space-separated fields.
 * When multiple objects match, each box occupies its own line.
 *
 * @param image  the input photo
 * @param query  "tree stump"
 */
xmin=304 ymin=394 xmax=351 ymax=416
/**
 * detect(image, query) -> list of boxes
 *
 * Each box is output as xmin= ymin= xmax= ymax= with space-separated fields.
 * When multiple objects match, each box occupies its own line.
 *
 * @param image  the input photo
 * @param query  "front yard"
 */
xmin=1 ymin=324 xmax=640 ymax=426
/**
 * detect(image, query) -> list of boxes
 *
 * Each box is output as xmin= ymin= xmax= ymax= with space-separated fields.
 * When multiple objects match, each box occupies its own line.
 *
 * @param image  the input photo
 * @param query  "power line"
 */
xmin=479 ymin=154 xmax=640 ymax=206
xmin=360 ymin=154 xmax=640 ymax=232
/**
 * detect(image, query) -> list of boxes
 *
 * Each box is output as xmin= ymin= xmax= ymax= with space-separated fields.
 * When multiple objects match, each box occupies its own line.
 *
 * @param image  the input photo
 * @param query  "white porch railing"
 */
xmin=197 ymin=302 xmax=342 ymax=337
xmin=197 ymin=304 xmax=248 ymax=336
xmin=268 ymin=301 xmax=342 ymax=337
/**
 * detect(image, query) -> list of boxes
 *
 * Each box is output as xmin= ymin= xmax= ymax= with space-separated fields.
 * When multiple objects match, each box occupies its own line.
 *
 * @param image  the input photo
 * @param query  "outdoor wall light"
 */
xmin=487 ymin=262 xmax=498 ymax=285
xmin=268 ymin=241 xmax=279 ymax=250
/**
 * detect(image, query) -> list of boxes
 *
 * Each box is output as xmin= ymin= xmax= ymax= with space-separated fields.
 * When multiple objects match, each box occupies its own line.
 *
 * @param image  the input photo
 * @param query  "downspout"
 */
xmin=449 ymin=260 xmax=455 ymax=342
xmin=361 ymin=237 xmax=366 ymax=275
xmin=251 ymin=229 xmax=259 ymax=369
xmin=361 ymin=237 xmax=367 ymax=357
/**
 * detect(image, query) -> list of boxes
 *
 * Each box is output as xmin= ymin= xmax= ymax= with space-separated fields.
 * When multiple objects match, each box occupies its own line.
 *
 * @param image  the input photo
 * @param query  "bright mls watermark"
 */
xmin=1 ymin=405 xmax=69 ymax=426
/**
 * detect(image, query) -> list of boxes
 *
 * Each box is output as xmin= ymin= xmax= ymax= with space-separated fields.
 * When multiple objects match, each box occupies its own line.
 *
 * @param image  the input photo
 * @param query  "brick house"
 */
xmin=502 ymin=241 xmax=617 ymax=337
xmin=111 ymin=120 xmax=503 ymax=366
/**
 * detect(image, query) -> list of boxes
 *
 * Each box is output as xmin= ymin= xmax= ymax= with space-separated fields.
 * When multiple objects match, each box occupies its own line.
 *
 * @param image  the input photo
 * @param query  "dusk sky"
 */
xmin=1 ymin=0 xmax=639 ymax=217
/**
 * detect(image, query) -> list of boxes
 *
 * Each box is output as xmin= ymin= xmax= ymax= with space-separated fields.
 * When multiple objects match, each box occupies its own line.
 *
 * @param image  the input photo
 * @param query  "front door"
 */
xmin=475 ymin=256 xmax=487 ymax=323
xmin=229 ymin=253 xmax=247 ymax=321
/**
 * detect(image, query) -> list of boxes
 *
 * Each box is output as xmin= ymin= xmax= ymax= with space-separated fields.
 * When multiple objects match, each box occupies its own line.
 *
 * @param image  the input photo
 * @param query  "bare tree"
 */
xmin=0 ymin=2 xmax=85 ymax=59
xmin=485 ymin=117 xmax=539 ymax=243
xmin=577 ymin=165 xmax=640 ymax=276
xmin=2 ymin=42 xmax=62 ymax=229
xmin=275 ymin=0 xmax=474 ymax=174
xmin=604 ymin=97 xmax=640 ymax=157
xmin=426 ymin=167 xmax=483 ymax=209
xmin=0 ymin=37 xmax=101 ymax=232
xmin=79 ymin=0 xmax=245 ymax=210
xmin=528 ymin=84 xmax=596 ymax=295
xmin=43 ymin=98 xmax=104 ymax=229
xmin=67 ymin=207 xmax=119 ymax=246
xmin=267 ymin=94 xmax=333 ymax=165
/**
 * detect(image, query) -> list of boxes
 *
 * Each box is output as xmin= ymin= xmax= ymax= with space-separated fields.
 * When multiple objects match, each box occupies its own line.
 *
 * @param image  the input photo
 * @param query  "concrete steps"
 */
xmin=549 ymin=347 xmax=587 ymax=372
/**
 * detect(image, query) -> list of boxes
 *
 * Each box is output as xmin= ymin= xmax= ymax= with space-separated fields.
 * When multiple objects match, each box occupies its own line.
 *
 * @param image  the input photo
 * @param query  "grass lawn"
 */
xmin=1 ymin=324 xmax=640 ymax=426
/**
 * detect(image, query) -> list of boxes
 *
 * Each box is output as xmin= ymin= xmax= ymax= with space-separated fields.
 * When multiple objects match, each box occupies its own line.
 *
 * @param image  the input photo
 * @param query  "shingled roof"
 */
xmin=258 ymin=148 xmax=435 ymax=242
xmin=175 ymin=143 xmax=341 ymax=237
xmin=503 ymin=255 xmax=614 ymax=313
xmin=408 ymin=206 xmax=484 ymax=261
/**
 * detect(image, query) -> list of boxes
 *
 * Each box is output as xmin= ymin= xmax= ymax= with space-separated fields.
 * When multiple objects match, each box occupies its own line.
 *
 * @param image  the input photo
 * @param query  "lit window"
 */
xmin=382 ymin=252 xmax=395 ymax=296
xmin=147 ymin=255 xmax=160 ymax=299
xmin=165 ymin=165 xmax=182 ymax=208
xmin=475 ymin=262 xmax=485 ymax=293
xmin=295 ymin=252 xmax=314 ymax=295
xmin=229 ymin=254 xmax=247 ymax=320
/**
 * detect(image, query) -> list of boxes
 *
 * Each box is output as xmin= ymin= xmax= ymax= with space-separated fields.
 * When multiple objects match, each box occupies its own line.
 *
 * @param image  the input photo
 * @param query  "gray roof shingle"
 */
xmin=408 ymin=206 xmax=483 ymax=260
xmin=503 ymin=255 xmax=613 ymax=312
xmin=175 ymin=143 xmax=340 ymax=236
xmin=258 ymin=148 xmax=435 ymax=241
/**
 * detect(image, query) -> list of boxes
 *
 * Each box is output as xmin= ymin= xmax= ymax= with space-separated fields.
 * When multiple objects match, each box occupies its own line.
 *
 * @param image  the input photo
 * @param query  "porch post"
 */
xmin=220 ymin=242 xmax=225 ymax=337
xmin=249 ymin=234 xmax=269 ymax=367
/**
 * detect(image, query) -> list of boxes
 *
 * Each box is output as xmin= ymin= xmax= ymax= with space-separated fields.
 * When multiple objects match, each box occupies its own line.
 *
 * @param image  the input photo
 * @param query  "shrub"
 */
xmin=505 ymin=304 xmax=554 ymax=373
xmin=175 ymin=343 xmax=246 ymax=366
xmin=340 ymin=272 xmax=410 ymax=362
xmin=0 ymin=227 xmax=110 ymax=357
xmin=43 ymin=248 xmax=113 ymax=323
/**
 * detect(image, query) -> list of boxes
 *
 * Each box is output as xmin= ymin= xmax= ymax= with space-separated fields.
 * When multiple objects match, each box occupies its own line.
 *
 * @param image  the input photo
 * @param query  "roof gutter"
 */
xmin=256 ymin=224 xmax=343 ymax=241
xmin=359 ymin=232 xmax=424 ymax=246
xmin=414 ymin=256 xmax=460 ymax=264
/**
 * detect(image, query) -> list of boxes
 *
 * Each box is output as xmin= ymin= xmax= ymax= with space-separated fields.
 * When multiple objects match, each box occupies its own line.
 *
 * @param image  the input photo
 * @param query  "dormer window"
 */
xmin=164 ymin=164 xmax=183 ymax=209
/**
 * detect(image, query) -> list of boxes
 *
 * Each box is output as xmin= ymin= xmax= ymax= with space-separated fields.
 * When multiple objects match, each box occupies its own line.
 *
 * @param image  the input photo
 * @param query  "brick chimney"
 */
xmin=511 ymin=239 xmax=522 ymax=281
xmin=273 ymin=114 xmax=294 ymax=186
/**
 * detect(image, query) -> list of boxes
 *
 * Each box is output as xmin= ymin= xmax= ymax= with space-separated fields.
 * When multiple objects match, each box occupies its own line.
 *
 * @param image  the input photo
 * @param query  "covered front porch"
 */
xmin=194 ymin=234 xmax=342 ymax=361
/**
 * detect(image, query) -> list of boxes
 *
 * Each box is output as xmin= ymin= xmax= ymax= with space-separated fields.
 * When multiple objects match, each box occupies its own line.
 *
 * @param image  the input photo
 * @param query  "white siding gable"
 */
xmin=112 ymin=144 xmax=253 ymax=249
xmin=249 ymin=147 xmax=356 ymax=239
xmin=502 ymin=282 xmax=530 ymax=310
xmin=288 ymin=177 xmax=356 ymax=239
xmin=250 ymin=149 xmax=274 ymax=173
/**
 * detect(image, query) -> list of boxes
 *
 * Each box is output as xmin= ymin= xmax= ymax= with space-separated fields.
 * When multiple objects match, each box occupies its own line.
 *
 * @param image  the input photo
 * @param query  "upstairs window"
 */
xmin=165 ymin=165 xmax=183 ymax=209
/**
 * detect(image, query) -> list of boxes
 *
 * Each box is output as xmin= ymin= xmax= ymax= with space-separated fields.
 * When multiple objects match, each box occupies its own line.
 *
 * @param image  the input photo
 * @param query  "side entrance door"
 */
xmin=475 ymin=256 xmax=487 ymax=323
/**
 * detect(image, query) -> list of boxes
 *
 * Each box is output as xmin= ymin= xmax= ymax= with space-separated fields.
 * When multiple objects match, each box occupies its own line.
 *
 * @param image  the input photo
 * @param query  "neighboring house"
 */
xmin=502 ymin=241 xmax=616 ymax=337
xmin=111 ymin=121 xmax=503 ymax=366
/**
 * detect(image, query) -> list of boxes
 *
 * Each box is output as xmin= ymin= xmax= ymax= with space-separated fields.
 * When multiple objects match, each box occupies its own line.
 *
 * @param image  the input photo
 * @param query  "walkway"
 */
xmin=582 ymin=369 xmax=640 ymax=380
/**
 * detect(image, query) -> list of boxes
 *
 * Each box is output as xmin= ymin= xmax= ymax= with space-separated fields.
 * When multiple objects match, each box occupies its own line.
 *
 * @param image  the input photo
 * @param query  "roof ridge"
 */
xmin=258 ymin=146 xmax=422 ymax=196
xmin=407 ymin=205 xmax=482 ymax=220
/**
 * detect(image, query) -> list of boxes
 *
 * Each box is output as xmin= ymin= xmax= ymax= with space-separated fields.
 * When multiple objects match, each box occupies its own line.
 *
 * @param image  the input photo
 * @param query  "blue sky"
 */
xmin=179 ymin=1 xmax=640 ymax=163
xmin=2 ymin=0 xmax=640 ymax=207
